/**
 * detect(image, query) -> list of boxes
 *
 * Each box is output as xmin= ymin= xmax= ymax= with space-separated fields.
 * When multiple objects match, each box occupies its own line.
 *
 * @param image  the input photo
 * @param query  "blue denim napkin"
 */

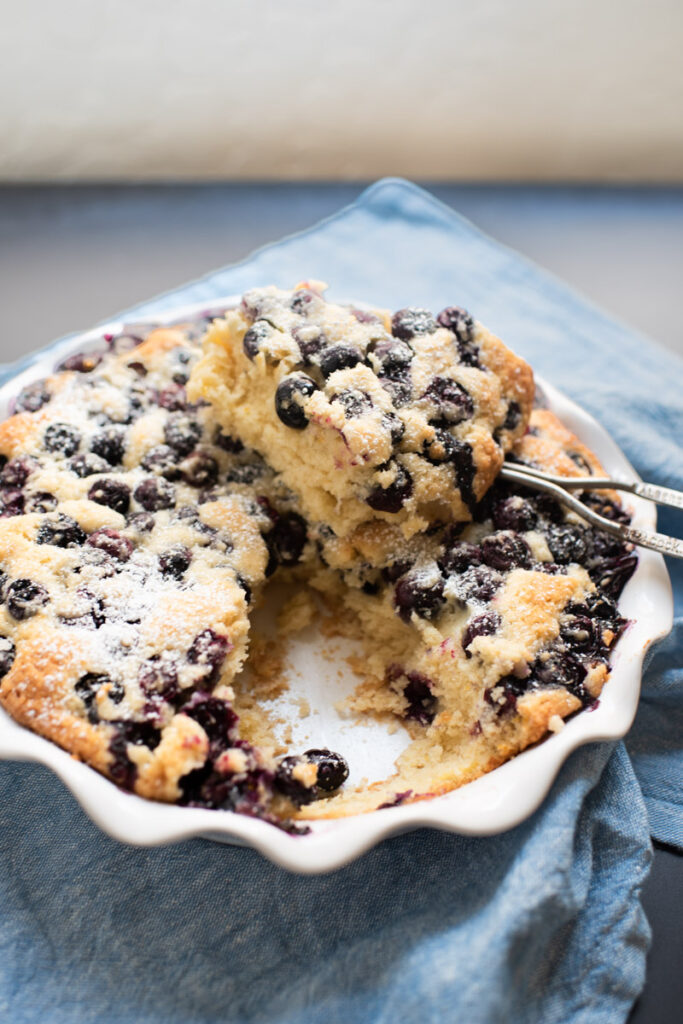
xmin=1 ymin=179 xmax=680 ymax=1024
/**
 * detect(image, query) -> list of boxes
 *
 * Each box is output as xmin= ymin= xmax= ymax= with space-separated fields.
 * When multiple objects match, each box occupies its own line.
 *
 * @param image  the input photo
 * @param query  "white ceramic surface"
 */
xmin=0 ymin=299 xmax=673 ymax=873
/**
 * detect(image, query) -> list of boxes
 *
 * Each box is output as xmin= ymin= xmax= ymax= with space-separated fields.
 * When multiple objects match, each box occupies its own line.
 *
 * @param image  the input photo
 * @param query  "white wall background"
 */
xmin=2 ymin=0 xmax=682 ymax=182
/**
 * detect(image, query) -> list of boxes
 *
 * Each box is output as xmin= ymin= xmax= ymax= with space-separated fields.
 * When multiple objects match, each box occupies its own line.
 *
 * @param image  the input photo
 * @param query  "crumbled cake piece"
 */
xmin=188 ymin=283 xmax=534 ymax=538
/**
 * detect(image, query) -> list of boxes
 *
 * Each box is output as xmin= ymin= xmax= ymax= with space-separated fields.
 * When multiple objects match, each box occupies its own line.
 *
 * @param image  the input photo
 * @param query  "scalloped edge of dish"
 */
xmin=0 ymin=297 xmax=673 ymax=873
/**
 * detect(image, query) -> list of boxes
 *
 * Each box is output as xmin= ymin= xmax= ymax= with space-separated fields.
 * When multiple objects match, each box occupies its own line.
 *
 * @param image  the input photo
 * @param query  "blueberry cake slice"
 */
xmin=188 ymin=283 xmax=534 ymax=539
xmin=0 ymin=321 xmax=327 ymax=822
xmin=300 ymin=408 xmax=637 ymax=817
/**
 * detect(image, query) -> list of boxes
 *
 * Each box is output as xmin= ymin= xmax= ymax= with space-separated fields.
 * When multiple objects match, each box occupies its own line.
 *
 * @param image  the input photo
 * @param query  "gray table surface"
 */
xmin=0 ymin=183 xmax=681 ymax=1022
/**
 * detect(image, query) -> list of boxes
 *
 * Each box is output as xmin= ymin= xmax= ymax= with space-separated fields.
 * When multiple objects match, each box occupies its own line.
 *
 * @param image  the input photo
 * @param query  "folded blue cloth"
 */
xmin=1 ymin=179 xmax=680 ymax=1024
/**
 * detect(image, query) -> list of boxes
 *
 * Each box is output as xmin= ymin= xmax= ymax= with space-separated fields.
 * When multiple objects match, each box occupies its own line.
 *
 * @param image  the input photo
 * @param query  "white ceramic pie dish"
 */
xmin=0 ymin=298 xmax=673 ymax=873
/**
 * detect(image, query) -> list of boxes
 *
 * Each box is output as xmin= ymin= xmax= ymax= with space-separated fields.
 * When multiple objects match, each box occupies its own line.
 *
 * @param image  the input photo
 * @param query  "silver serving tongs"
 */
xmin=500 ymin=462 xmax=683 ymax=560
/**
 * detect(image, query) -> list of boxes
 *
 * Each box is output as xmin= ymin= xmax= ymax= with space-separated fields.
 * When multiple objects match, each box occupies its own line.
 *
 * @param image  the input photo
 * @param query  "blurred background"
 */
xmin=3 ymin=0 xmax=682 ymax=182
xmin=1 ymin=0 xmax=682 ymax=360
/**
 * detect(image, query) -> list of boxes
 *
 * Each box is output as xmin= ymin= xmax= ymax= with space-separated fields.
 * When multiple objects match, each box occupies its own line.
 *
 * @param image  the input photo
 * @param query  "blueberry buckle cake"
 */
xmin=0 ymin=288 xmax=637 ymax=830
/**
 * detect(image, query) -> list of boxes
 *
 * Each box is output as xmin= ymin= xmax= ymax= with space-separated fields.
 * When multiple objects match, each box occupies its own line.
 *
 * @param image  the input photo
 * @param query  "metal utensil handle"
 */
xmin=632 ymin=481 xmax=683 ymax=511
xmin=500 ymin=466 xmax=683 ymax=560
xmin=504 ymin=461 xmax=683 ymax=512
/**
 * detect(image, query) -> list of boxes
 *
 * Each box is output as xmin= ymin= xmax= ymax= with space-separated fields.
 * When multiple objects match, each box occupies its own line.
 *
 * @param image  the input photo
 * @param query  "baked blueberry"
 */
xmin=422 ymin=432 xmax=475 ymax=507
xmin=531 ymin=649 xmax=586 ymax=699
xmin=180 ymin=451 xmax=219 ymax=488
xmin=274 ymin=374 xmax=318 ymax=429
xmin=274 ymin=749 xmax=348 ymax=805
xmin=481 ymin=531 xmax=531 ymax=571
xmin=391 ymin=308 xmax=437 ymax=340
xmin=274 ymin=755 xmax=317 ymax=805
xmin=462 ymin=611 xmax=501 ymax=657
xmin=332 ymin=389 xmax=373 ymax=419
xmin=133 ymin=477 xmax=175 ymax=511
xmin=367 ymin=337 xmax=414 ymax=376
xmin=402 ymin=672 xmax=437 ymax=725
xmin=351 ymin=307 xmax=382 ymax=324
xmin=68 ymin=452 xmax=111 ymax=478
xmin=366 ymin=462 xmax=412 ymax=513
xmin=213 ymin=428 xmax=243 ymax=454
xmin=225 ymin=463 xmax=263 ymax=485
xmin=450 ymin=440 xmax=475 ymax=509
xmin=266 ymin=511 xmax=308 ymax=568
xmin=75 ymin=672 xmax=124 ymax=724
xmin=125 ymin=510 xmax=155 ymax=533
xmin=568 ymin=451 xmax=593 ymax=475
xmin=454 ymin=565 xmax=503 ymax=603
xmin=0 ymin=455 xmax=37 ymax=488
xmin=503 ymin=401 xmax=522 ymax=430
xmin=58 ymin=351 xmax=103 ymax=373
xmin=492 ymin=495 xmax=537 ymax=532
xmin=87 ymin=527 xmax=133 ymax=562
xmin=290 ymin=288 xmax=319 ymax=315
xmin=105 ymin=330 xmax=145 ymax=352
xmin=0 ymin=489 xmax=24 ymax=517
xmin=243 ymin=319 xmax=274 ymax=360
xmin=6 ymin=579 xmax=49 ymax=620
xmin=439 ymin=540 xmax=482 ymax=575
xmin=423 ymin=376 xmax=474 ymax=425
xmin=44 ymin=423 xmax=81 ymax=457
xmin=36 ymin=514 xmax=86 ymax=548
xmin=108 ymin=721 xmax=161 ymax=790
xmin=141 ymin=445 xmax=182 ymax=480
xmin=90 ymin=426 xmax=125 ymax=466
xmin=88 ymin=478 xmax=131 ymax=514
xmin=394 ymin=568 xmax=445 ymax=622
xmin=163 ymin=414 xmax=203 ymax=457
xmin=15 ymin=380 xmax=52 ymax=413
xmin=158 ymin=545 xmax=192 ymax=579
xmin=157 ymin=383 xmax=187 ymax=411
xmin=187 ymin=629 xmax=230 ymax=685
xmin=24 ymin=492 xmax=58 ymax=513
xmin=436 ymin=305 xmax=475 ymax=343
xmin=593 ymin=552 xmax=638 ymax=601
xmin=139 ymin=660 xmax=180 ymax=704
xmin=319 ymin=344 xmax=362 ymax=378
xmin=378 ymin=372 xmax=413 ymax=408
xmin=293 ymin=325 xmax=326 ymax=364
xmin=484 ymin=675 xmax=527 ymax=714
xmin=545 ymin=523 xmax=587 ymax=565
xmin=560 ymin=615 xmax=599 ymax=654
xmin=303 ymin=749 xmax=349 ymax=792
xmin=182 ymin=692 xmax=238 ymax=755
xmin=422 ymin=428 xmax=458 ymax=465
xmin=0 ymin=638 xmax=15 ymax=679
